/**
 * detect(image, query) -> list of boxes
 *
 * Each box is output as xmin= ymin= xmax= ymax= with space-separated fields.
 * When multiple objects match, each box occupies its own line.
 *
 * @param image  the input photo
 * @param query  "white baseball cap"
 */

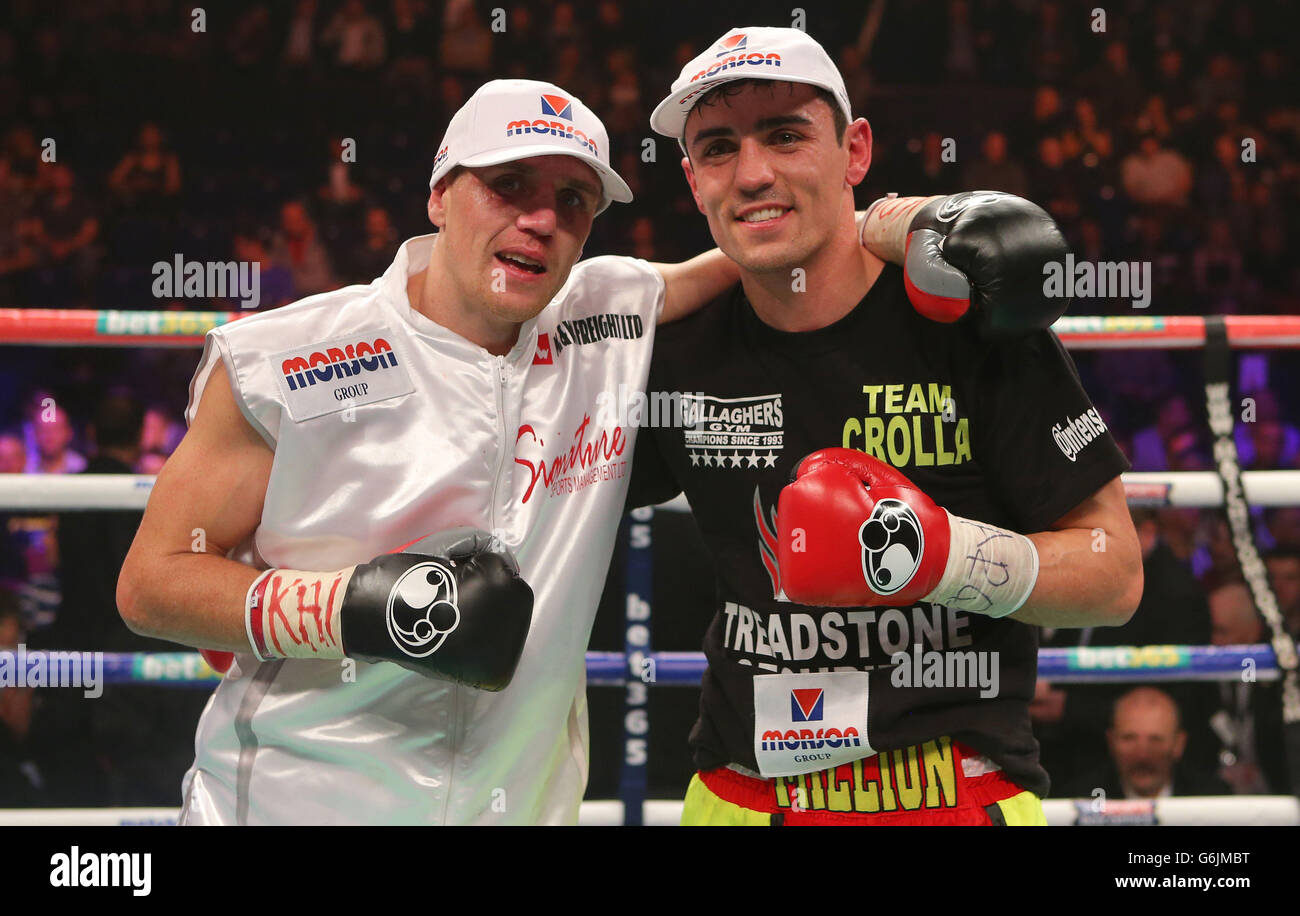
xmin=429 ymin=79 xmax=633 ymax=215
xmin=650 ymin=27 xmax=852 ymax=143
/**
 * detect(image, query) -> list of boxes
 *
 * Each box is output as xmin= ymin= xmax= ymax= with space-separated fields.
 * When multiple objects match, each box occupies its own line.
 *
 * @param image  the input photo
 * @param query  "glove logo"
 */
xmin=935 ymin=192 xmax=1004 ymax=224
xmin=385 ymin=562 xmax=461 ymax=658
xmin=858 ymin=499 xmax=923 ymax=595
xmin=790 ymin=688 xmax=823 ymax=722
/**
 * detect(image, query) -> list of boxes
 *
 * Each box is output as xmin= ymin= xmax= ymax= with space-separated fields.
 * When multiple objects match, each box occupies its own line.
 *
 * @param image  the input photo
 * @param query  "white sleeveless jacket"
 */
xmin=179 ymin=235 xmax=662 ymax=824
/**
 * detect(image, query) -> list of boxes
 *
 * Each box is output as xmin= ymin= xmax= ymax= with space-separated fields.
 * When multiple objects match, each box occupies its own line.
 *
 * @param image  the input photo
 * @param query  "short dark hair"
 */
xmin=92 ymin=390 xmax=145 ymax=451
xmin=682 ymin=79 xmax=848 ymax=157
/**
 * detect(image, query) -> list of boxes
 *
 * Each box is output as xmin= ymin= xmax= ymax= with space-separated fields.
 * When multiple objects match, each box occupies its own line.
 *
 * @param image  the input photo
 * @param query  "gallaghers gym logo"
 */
xmin=681 ymin=392 xmax=784 ymax=469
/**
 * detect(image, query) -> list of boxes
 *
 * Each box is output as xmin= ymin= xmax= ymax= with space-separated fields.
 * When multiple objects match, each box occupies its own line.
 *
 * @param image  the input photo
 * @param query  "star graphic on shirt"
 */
xmin=762 ymin=452 xmax=778 ymax=467
xmin=746 ymin=452 xmax=761 ymax=467
xmin=729 ymin=452 xmax=743 ymax=467
xmin=701 ymin=451 xmax=714 ymax=467
xmin=689 ymin=450 xmax=701 ymax=467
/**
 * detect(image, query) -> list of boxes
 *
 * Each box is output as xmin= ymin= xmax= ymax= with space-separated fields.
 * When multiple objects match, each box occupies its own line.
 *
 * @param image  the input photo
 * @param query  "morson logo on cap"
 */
xmin=540 ymin=94 xmax=574 ymax=119
xmin=505 ymin=95 xmax=598 ymax=156
xmin=716 ymin=33 xmax=747 ymax=56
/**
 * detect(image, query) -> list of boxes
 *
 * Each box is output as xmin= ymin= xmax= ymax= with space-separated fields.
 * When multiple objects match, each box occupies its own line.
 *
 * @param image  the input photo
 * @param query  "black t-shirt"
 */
xmin=629 ymin=266 xmax=1130 ymax=796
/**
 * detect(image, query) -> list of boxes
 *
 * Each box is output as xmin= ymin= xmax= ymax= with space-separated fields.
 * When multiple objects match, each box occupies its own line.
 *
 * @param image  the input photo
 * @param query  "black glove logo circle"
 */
xmin=386 ymin=562 xmax=461 ymax=658
xmin=935 ymin=191 xmax=1004 ymax=223
xmin=858 ymin=499 xmax=924 ymax=595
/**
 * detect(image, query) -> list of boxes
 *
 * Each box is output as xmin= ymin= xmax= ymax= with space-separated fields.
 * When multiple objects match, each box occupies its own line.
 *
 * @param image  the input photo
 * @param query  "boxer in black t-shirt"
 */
xmin=633 ymin=27 xmax=1142 ymax=825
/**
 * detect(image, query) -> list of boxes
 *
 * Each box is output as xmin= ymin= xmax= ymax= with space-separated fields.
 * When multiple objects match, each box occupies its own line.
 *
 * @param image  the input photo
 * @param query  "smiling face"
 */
xmin=428 ymin=155 xmax=601 ymax=324
xmin=680 ymin=81 xmax=868 ymax=276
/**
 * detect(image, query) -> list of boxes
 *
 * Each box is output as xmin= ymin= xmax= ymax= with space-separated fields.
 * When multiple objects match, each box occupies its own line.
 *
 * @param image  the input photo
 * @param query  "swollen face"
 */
xmin=436 ymin=157 xmax=600 ymax=323
xmin=683 ymin=82 xmax=849 ymax=275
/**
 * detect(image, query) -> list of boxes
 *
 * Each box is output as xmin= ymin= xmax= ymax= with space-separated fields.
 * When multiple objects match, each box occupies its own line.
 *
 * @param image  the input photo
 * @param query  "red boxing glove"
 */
xmin=777 ymin=449 xmax=951 ymax=607
xmin=200 ymin=648 xmax=234 ymax=675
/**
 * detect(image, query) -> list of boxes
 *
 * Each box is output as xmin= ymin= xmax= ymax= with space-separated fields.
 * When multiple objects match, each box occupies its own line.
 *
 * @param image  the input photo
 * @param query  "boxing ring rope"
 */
xmin=4 ymin=469 xmax=1300 ymax=512
xmin=3 ymin=309 xmax=1300 ymax=825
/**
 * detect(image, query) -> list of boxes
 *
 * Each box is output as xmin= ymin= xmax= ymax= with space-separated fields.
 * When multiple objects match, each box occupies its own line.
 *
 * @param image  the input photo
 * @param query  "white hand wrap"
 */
xmin=923 ymin=511 xmax=1039 ymax=619
xmin=245 ymin=566 xmax=356 ymax=661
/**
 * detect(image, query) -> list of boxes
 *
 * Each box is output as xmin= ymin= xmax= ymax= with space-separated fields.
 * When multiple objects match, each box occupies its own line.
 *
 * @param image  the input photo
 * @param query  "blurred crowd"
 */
xmin=1 ymin=0 xmax=1298 ymax=806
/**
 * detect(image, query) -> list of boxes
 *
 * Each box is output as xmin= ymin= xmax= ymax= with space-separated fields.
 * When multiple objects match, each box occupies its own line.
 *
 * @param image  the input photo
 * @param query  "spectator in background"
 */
xmin=30 ymin=391 xmax=212 ymax=806
xmin=271 ymin=200 xmax=335 ymax=297
xmin=316 ymin=138 xmax=370 ymax=259
xmin=942 ymin=0 xmax=978 ymax=79
xmin=1026 ymin=1 xmax=1073 ymax=84
xmin=1235 ymin=389 xmax=1300 ymax=470
xmin=1264 ymin=548 xmax=1300 ymax=636
xmin=1192 ymin=218 xmax=1245 ymax=308
xmin=627 ymin=217 xmax=656 ymax=262
xmin=321 ymin=0 xmax=387 ymax=71
xmin=1121 ymin=132 xmax=1193 ymax=208
xmin=1030 ymin=135 xmax=1081 ymax=223
xmin=1065 ymin=688 xmax=1230 ymax=800
xmin=839 ymin=44 xmax=872 ymax=116
xmin=385 ymin=0 xmax=438 ymax=97
xmin=26 ymin=404 xmax=85 ymax=475
xmin=1037 ymin=506 xmax=1216 ymax=792
xmin=0 ymin=589 xmax=45 ymax=806
xmin=439 ymin=0 xmax=492 ymax=75
xmin=1195 ymin=52 xmax=1244 ymax=111
xmin=1206 ymin=581 xmax=1287 ymax=793
xmin=898 ymin=132 xmax=951 ymax=197
xmin=962 ymin=130 xmax=1029 ymax=198
xmin=0 ymin=431 xmax=31 ymax=585
xmin=1028 ymin=84 xmax=1068 ymax=146
xmin=107 ymin=123 xmax=182 ymax=207
xmin=347 ymin=206 xmax=399 ymax=284
xmin=232 ymin=231 xmax=295 ymax=310
xmin=29 ymin=164 xmax=99 ymax=306
xmin=1080 ymin=39 xmax=1143 ymax=126
xmin=1151 ymin=48 xmax=1198 ymax=129
xmin=1129 ymin=394 xmax=1193 ymax=471
xmin=44 ymin=391 xmax=146 ymax=652
xmin=139 ymin=404 xmax=185 ymax=466
xmin=0 ymin=156 xmax=37 ymax=303
xmin=283 ymin=0 xmax=320 ymax=70
xmin=0 ymin=432 xmax=23 ymax=474
xmin=225 ymin=4 xmax=276 ymax=70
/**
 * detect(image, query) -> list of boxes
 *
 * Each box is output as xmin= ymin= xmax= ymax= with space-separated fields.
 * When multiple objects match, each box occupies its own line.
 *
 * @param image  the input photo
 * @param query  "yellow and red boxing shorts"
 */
xmin=681 ymin=736 xmax=1046 ymax=825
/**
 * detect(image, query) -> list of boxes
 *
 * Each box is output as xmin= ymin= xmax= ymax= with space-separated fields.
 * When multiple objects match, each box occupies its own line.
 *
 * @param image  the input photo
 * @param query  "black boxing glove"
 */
xmin=242 ymin=527 xmax=533 ymax=691
xmin=859 ymin=191 xmax=1070 ymax=338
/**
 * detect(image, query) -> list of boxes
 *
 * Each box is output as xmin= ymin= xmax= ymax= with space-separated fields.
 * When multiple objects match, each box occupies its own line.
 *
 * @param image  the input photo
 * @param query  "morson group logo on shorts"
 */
xmin=280 ymin=337 xmax=399 ymax=391
xmin=761 ymin=688 xmax=863 ymax=752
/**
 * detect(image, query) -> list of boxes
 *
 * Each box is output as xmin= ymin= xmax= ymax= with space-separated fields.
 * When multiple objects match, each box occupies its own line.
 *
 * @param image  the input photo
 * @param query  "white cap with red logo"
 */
xmin=650 ymin=27 xmax=852 ymax=143
xmin=429 ymin=79 xmax=633 ymax=215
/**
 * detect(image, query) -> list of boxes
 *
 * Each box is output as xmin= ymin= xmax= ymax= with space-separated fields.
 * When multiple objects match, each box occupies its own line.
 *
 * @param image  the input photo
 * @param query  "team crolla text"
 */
xmin=49 ymin=847 xmax=151 ymax=896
